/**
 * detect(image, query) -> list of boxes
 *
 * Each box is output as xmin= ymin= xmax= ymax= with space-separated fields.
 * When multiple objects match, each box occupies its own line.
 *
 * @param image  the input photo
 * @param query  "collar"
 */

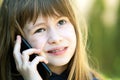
xmin=49 ymin=69 xmax=69 ymax=80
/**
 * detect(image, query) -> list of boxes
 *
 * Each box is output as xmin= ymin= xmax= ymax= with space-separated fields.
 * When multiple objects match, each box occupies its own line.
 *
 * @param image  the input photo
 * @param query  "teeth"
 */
xmin=49 ymin=48 xmax=64 ymax=53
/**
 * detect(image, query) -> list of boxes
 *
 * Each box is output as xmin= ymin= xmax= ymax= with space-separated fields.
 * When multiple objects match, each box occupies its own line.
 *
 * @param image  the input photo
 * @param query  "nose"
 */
xmin=48 ymin=30 xmax=63 ymax=45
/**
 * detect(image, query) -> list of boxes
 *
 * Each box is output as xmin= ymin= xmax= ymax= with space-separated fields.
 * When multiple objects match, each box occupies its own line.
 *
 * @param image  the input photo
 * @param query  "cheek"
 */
xmin=60 ymin=25 xmax=76 ymax=41
xmin=28 ymin=36 xmax=48 ymax=49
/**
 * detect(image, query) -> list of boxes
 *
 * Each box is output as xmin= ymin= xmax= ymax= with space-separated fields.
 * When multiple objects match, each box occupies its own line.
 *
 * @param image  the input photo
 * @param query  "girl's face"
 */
xmin=23 ymin=15 xmax=76 ymax=67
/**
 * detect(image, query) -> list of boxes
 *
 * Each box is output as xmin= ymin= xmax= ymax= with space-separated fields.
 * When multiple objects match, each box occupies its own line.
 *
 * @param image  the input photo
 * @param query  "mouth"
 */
xmin=47 ymin=47 xmax=68 ymax=55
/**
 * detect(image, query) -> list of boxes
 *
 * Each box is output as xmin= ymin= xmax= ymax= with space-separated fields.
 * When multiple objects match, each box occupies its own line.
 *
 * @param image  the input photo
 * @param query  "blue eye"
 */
xmin=34 ymin=28 xmax=46 ymax=33
xmin=58 ymin=20 xmax=66 ymax=26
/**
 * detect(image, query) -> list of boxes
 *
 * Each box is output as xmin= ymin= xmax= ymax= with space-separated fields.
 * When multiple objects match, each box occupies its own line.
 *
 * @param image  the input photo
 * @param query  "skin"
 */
xmin=13 ymin=15 xmax=76 ymax=80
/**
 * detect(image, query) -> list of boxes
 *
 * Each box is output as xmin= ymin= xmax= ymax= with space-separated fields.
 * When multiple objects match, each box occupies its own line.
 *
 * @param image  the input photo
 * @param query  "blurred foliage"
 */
xmin=87 ymin=0 xmax=120 ymax=79
xmin=0 ymin=0 xmax=2 ymax=5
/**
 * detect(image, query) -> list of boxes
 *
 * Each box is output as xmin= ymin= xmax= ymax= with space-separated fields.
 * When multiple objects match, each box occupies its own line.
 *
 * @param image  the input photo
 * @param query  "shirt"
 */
xmin=14 ymin=69 xmax=98 ymax=80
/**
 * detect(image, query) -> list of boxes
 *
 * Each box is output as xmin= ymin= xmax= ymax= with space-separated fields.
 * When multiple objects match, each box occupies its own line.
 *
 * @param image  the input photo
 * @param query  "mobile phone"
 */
xmin=20 ymin=37 xmax=52 ymax=80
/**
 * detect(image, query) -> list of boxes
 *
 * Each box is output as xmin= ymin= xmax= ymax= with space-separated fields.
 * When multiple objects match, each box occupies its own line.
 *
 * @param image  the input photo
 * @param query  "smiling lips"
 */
xmin=47 ymin=47 xmax=68 ymax=55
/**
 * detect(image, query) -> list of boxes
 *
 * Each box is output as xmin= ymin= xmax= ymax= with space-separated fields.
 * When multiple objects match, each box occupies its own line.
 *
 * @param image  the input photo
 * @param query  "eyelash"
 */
xmin=34 ymin=28 xmax=46 ymax=33
xmin=57 ymin=19 xmax=67 ymax=26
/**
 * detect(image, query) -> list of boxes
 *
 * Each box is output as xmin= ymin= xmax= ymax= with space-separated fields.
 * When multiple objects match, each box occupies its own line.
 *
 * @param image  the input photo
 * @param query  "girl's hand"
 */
xmin=13 ymin=35 xmax=48 ymax=80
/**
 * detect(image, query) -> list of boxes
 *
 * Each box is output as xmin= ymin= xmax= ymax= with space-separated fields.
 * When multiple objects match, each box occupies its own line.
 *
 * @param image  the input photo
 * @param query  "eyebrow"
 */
xmin=33 ymin=22 xmax=46 ymax=28
xmin=32 ymin=16 xmax=67 ymax=27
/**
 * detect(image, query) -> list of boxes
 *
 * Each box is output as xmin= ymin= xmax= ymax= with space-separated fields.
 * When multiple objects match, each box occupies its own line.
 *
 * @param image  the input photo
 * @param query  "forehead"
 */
xmin=26 ymin=14 xmax=65 ymax=28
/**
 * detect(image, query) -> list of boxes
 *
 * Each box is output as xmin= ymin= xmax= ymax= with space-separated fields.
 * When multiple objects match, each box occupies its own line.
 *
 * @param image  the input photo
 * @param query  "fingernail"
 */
xmin=45 ymin=60 xmax=48 ymax=64
xmin=17 ymin=35 xmax=21 ymax=40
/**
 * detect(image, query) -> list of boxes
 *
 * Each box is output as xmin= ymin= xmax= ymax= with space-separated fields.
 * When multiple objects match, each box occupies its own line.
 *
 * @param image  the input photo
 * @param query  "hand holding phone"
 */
xmin=20 ymin=37 xmax=52 ymax=80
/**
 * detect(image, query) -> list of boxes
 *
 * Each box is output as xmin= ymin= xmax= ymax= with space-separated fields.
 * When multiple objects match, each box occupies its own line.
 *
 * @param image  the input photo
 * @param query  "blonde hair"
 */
xmin=67 ymin=1 xmax=90 ymax=79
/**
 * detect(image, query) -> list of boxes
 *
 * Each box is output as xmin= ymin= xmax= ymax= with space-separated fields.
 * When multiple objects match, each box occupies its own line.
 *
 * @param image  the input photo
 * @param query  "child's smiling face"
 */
xmin=23 ymin=15 xmax=76 ymax=67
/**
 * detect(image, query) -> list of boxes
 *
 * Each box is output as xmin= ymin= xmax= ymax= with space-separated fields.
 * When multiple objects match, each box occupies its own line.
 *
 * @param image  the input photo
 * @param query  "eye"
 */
xmin=57 ymin=19 xmax=66 ymax=26
xmin=34 ymin=28 xmax=46 ymax=33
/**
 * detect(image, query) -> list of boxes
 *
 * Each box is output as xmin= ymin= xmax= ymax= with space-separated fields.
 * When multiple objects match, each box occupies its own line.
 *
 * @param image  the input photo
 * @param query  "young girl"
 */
xmin=0 ymin=0 xmax=103 ymax=80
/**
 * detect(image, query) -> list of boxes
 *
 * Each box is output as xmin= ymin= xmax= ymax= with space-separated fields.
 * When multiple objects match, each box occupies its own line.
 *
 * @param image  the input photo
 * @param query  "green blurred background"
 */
xmin=0 ymin=0 xmax=120 ymax=79
xmin=76 ymin=0 xmax=120 ymax=79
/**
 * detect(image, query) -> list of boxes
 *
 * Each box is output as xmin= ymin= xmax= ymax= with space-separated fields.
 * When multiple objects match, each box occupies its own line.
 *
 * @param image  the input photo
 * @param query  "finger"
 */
xmin=39 ymin=51 xmax=46 ymax=58
xmin=21 ymin=48 xmax=41 ymax=64
xmin=13 ymin=35 xmax=22 ymax=65
xmin=30 ymin=56 xmax=48 ymax=67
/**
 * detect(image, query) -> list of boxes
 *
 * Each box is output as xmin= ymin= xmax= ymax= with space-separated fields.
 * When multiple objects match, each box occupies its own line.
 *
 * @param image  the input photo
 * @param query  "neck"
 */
xmin=48 ymin=64 xmax=68 ymax=75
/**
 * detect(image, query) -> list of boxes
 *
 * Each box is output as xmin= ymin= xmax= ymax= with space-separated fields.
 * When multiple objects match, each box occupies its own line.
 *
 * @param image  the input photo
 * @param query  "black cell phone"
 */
xmin=20 ymin=37 xmax=52 ymax=80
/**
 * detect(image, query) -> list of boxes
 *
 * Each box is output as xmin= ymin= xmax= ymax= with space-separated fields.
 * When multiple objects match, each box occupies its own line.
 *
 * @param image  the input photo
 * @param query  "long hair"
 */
xmin=0 ymin=0 xmax=102 ymax=80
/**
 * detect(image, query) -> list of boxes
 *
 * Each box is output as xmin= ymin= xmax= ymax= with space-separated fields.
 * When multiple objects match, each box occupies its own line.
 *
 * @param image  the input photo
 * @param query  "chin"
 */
xmin=49 ymin=59 xmax=70 ymax=66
